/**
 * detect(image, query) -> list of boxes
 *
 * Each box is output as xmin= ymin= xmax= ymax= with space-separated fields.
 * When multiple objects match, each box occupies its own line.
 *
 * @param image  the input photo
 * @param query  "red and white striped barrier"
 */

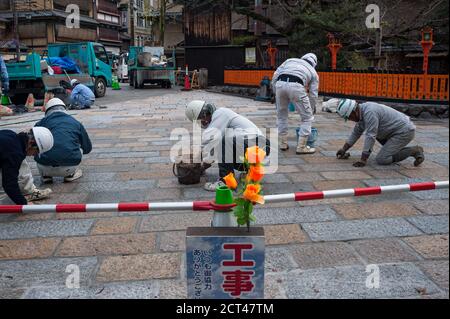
xmin=0 ymin=181 xmax=448 ymax=214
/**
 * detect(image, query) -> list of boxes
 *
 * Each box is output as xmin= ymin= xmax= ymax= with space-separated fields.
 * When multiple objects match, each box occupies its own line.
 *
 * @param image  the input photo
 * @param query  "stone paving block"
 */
xmin=147 ymin=189 xmax=182 ymax=201
xmin=182 ymin=188 xmax=217 ymax=200
xmin=404 ymin=235 xmax=449 ymax=259
xmin=254 ymin=206 xmax=339 ymax=225
xmin=264 ymin=224 xmax=309 ymax=246
xmin=140 ymin=213 xmax=211 ymax=232
xmin=333 ymin=202 xmax=419 ymax=220
xmin=399 ymin=168 xmax=449 ymax=179
xmin=118 ymin=171 xmax=173 ymax=181
xmin=55 ymin=212 xmax=117 ymax=220
xmin=97 ymin=151 xmax=159 ymax=159
xmin=273 ymin=165 xmax=301 ymax=173
xmin=10 ymin=213 xmax=55 ymax=222
xmin=0 ymin=219 xmax=94 ymax=240
xmin=350 ymin=238 xmax=420 ymax=264
xmin=55 ymin=233 xmax=156 ymax=257
xmin=416 ymin=261 xmax=449 ymax=291
xmin=158 ymin=280 xmax=188 ymax=299
xmin=265 ymin=274 xmax=287 ymax=299
xmin=23 ymin=281 xmax=160 ymax=299
xmin=302 ymin=218 xmax=423 ymax=242
xmin=0 ymin=238 xmax=61 ymax=260
xmin=265 ymin=247 xmax=298 ymax=273
xmin=0 ymin=289 xmax=25 ymax=299
xmin=287 ymin=172 xmax=325 ymax=183
xmin=412 ymin=200 xmax=449 ymax=216
xmin=86 ymin=190 xmax=150 ymax=203
xmin=284 ymin=263 xmax=441 ymax=299
xmin=313 ymin=180 xmax=366 ymax=191
xmin=366 ymin=170 xmax=409 ymax=179
xmin=73 ymin=180 xmax=156 ymax=192
xmin=263 ymin=174 xmax=291 ymax=184
xmin=410 ymin=189 xmax=449 ymax=200
xmin=159 ymin=231 xmax=186 ymax=252
xmin=91 ymin=217 xmax=138 ymax=235
xmin=320 ymin=171 xmax=372 ymax=180
xmin=264 ymin=182 xmax=315 ymax=195
xmin=288 ymin=242 xmax=362 ymax=270
xmin=0 ymin=257 xmax=98 ymax=289
xmin=97 ymin=253 xmax=181 ymax=282
xmin=406 ymin=215 xmax=449 ymax=235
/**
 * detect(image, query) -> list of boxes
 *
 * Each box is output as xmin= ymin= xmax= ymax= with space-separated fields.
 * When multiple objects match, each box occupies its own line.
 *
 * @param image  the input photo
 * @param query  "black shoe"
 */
xmin=413 ymin=147 xmax=425 ymax=167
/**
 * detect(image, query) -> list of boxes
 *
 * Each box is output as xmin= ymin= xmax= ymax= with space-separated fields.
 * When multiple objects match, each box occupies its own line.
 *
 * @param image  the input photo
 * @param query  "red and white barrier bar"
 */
xmin=265 ymin=181 xmax=449 ymax=203
xmin=0 ymin=181 xmax=448 ymax=214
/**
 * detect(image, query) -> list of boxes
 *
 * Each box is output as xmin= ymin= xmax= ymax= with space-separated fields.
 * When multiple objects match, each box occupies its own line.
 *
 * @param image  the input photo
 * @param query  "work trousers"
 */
xmin=275 ymin=81 xmax=315 ymax=138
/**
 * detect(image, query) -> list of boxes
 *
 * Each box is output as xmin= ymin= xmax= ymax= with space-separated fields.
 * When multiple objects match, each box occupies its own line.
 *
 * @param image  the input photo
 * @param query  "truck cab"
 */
xmin=47 ymin=42 xmax=112 ymax=97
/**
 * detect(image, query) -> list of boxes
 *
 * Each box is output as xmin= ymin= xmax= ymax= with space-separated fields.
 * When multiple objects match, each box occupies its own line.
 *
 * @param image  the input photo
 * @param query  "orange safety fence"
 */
xmin=224 ymin=70 xmax=449 ymax=102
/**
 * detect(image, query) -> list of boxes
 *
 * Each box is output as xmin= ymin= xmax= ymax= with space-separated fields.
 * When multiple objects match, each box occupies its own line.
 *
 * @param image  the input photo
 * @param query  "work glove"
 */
xmin=353 ymin=152 xmax=370 ymax=168
xmin=336 ymin=144 xmax=351 ymax=160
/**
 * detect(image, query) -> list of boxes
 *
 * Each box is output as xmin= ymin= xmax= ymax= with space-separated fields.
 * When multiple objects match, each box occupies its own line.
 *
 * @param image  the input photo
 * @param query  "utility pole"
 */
xmin=10 ymin=0 xmax=20 ymax=61
xmin=159 ymin=0 xmax=166 ymax=47
xmin=130 ymin=0 xmax=135 ymax=46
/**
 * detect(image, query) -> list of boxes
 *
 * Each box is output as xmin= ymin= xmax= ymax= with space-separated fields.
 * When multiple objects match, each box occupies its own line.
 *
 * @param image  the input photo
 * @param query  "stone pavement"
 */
xmin=0 ymin=86 xmax=448 ymax=299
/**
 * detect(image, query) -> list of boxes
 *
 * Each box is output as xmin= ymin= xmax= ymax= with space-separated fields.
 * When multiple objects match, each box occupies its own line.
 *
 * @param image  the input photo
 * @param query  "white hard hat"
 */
xmin=45 ymin=98 xmax=66 ymax=113
xmin=71 ymin=79 xmax=80 ymax=86
xmin=323 ymin=98 xmax=341 ymax=111
xmin=337 ymin=99 xmax=357 ymax=121
xmin=32 ymin=127 xmax=54 ymax=154
xmin=186 ymin=100 xmax=206 ymax=122
xmin=301 ymin=53 xmax=318 ymax=68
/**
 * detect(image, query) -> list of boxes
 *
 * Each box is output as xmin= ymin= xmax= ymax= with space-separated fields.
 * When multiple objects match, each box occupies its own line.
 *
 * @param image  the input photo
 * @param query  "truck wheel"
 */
xmin=95 ymin=78 xmax=107 ymax=98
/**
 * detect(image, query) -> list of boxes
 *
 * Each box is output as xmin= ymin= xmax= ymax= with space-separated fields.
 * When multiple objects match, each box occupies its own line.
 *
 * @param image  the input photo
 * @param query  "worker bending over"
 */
xmin=336 ymin=99 xmax=425 ymax=168
xmin=186 ymin=100 xmax=270 ymax=192
xmin=0 ymin=128 xmax=54 ymax=205
xmin=272 ymin=53 xmax=319 ymax=154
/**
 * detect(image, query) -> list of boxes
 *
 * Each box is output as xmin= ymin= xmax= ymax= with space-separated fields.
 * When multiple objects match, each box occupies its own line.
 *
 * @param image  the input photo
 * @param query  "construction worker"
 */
xmin=336 ymin=99 xmax=425 ymax=167
xmin=186 ymin=100 xmax=270 ymax=192
xmin=0 ymin=55 xmax=9 ymax=95
xmin=35 ymin=98 xmax=92 ymax=183
xmin=70 ymin=79 xmax=95 ymax=109
xmin=0 ymin=127 xmax=54 ymax=205
xmin=272 ymin=53 xmax=319 ymax=154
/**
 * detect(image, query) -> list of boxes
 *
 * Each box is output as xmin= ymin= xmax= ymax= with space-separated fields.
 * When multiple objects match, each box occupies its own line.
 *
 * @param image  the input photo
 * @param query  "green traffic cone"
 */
xmin=1 ymin=94 xmax=11 ymax=106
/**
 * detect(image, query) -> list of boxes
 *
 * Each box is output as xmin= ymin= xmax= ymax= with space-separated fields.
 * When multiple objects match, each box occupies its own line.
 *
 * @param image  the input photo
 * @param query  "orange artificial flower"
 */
xmin=247 ymin=165 xmax=265 ymax=182
xmin=245 ymin=146 xmax=266 ymax=164
xmin=243 ymin=184 xmax=265 ymax=205
xmin=223 ymin=173 xmax=238 ymax=190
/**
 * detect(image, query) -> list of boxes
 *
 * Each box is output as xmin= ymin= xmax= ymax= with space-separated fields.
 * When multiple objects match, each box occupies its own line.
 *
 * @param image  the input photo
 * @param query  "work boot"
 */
xmin=204 ymin=180 xmax=226 ymax=192
xmin=64 ymin=169 xmax=83 ymax=183
xmin=393 ymin=146 xmax=425 ymax=166
xmin=280 ymin=135 xmax=289 ymax=151
xmin=412 ymin=146 xmax=425 ymax=167
xmin=296 ymin=136 xmax=316 ymax=155
xmin=25 ymin=188 xmax=52 ymax=202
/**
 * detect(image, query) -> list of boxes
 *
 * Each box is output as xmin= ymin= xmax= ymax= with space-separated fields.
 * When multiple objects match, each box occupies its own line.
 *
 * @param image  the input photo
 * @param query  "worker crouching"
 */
xmin=35 ymin=98 xmax=92 ymax=183
xmin=70 ymin=79 xmax=95 ymax=110
xmin=335 ymin=99 xmax=425 ymax=167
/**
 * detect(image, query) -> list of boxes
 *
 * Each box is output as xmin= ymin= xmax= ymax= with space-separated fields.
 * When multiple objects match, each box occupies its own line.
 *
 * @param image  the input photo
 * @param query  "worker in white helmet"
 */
xmin=0 ymin=127 xmax=54 ymax=205
xmin=70 ymin=79 xmax=95 ymax=109
xmin=336 ymin=99 xmax=425 ymax=168
xmin=272 ymin=53 xmax=319 ymax=154
xmin=35 ymin=98 xmax=92 ymax=183
xmin=186 ymin=100 xmax=270 ymax=192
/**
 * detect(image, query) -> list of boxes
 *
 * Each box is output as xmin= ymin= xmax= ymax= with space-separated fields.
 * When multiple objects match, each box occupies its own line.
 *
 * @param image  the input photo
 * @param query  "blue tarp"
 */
xmin=47 ymin=57 xmax=81 ymax=74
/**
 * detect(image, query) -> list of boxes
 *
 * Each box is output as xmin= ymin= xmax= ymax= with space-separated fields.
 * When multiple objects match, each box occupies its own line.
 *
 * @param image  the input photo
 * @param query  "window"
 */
xmin=94 ymin=45 xmax=109 ymax=64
